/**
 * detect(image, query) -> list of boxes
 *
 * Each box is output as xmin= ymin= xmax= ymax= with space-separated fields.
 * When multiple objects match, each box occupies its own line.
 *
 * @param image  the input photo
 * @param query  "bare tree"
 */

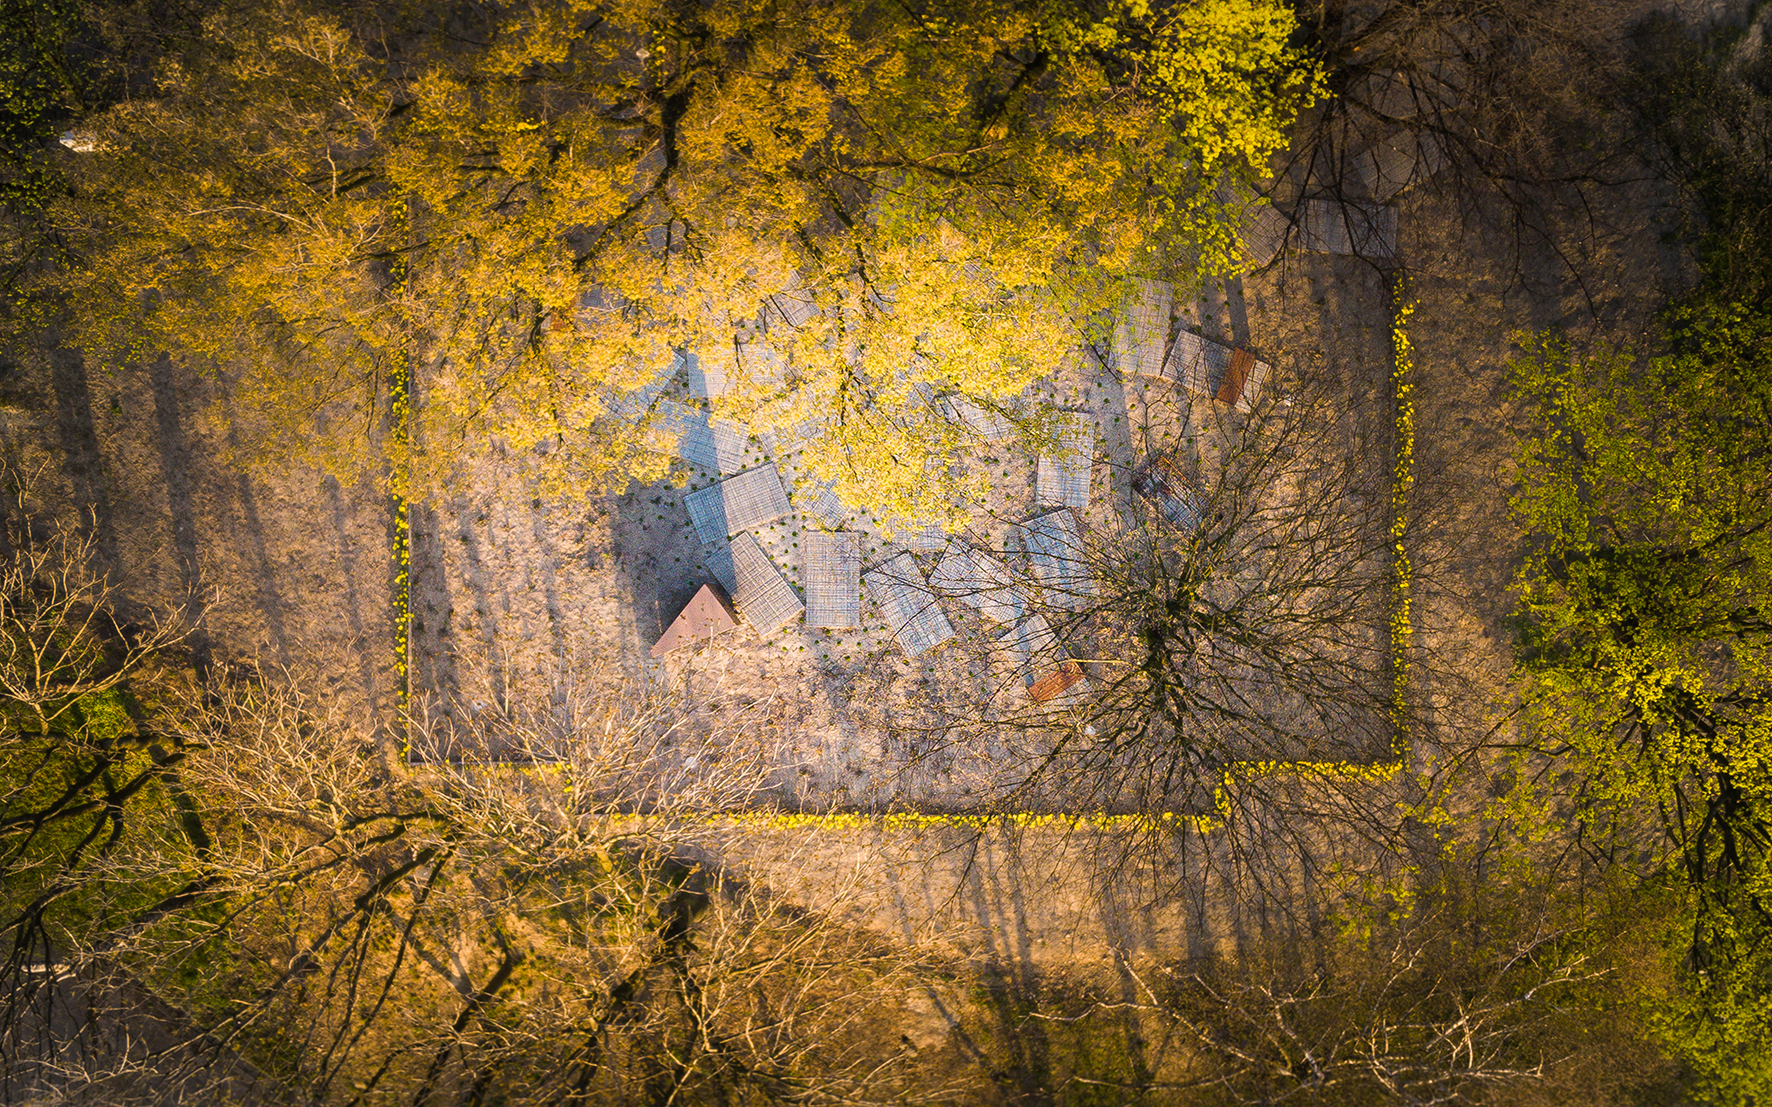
xmin=903 ymin=353 xmax=1403 ymax=833
xmin=4 ymin=629 xmax=960 ymax=1105
xmin=0 ymin=460 xmax=189 ymax=734
xmin=1131 ymin=877 xmax=1622 ymax=1106
xmin=0 ymin=459 xmax=202 ymax=1103
xmin=1268 ymin=0 xmax=1646 ymax=296
xmin=917 ymin=860 xmax=1656 ymax=1107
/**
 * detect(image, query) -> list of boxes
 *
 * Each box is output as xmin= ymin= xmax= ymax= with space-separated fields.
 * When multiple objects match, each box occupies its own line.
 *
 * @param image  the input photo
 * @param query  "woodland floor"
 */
xmin=8 ymin=67 xmax=1701 ymax=967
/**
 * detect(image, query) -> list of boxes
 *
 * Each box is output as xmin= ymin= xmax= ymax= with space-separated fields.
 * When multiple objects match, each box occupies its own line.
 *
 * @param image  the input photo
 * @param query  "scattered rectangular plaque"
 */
xmin=865 ymin=553 xmax=955 ymax=657
xmin=1020 ymin=510 xmax=1094 ymax=610
xmin=803 ymin=532 xmax=861 ymax=628
xmin=1036 ymin=412 xmax=1096 ymax=510
xmin=706 ymin=532 xmax=804 ymax=637
xmin=684 ymin=465 xmax=792 ymax=544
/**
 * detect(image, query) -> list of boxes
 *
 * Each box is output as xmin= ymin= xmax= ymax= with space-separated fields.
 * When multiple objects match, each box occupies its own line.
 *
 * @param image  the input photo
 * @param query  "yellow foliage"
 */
xmin=47 ymin=0 xmax=1319 ymax=510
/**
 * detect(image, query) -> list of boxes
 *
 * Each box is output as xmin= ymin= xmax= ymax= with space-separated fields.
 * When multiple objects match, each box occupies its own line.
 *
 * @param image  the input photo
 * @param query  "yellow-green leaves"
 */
xmin=1146 ymin=0 xmax=1318 ymax=167
xmin=1509 ymin=311 xmax=1772 ymax=1103
xmin=47 ymin=0 xmax=1318 ymax=510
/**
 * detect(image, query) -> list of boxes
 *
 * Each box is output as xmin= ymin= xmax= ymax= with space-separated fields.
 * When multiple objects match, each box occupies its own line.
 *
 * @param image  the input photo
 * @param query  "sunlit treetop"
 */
xmin=51 ymin=0 xmax=1320 ymax=510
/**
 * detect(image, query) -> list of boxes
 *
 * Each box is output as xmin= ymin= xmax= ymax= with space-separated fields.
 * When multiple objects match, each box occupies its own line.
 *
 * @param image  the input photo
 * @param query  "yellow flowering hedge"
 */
xmin=1389 ymin=273 xmax=1416 ymax=765
xmin=391 ymin=197 xmax=413 ymax=742
xmin=395 ymin=254 xmax=1421 ymax=833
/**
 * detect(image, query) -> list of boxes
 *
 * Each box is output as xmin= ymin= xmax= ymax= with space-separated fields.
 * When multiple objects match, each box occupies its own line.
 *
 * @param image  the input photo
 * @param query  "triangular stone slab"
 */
xmin=650 ymin=584 xmax=739 ymax=658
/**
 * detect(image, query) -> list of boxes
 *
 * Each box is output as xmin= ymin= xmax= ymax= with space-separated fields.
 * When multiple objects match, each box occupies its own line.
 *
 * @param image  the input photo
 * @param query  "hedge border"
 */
xmin=391 ymin=196 xmax=414 ymax=752
xmin=391 ymin=271 xmax=1420 ymax=830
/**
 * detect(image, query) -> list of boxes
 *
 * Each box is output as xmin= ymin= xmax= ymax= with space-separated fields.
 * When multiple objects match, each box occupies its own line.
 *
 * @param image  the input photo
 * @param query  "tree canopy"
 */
xmin=1507 ymin=22 xmax=1772 ymax=1090
xmin=38 ymin=0 xmax=1319 ymax=514
xmin=1510 ymin=312 xmax=1772 ymax=1100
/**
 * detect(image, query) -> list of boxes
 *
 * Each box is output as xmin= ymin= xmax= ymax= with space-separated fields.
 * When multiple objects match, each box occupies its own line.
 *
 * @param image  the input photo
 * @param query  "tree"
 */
xmin=890 ymin=843 xmax=1673 ymax=1106
xmin=1508 ymin=322 xmax=1772 ymax=1104
xmin=888 ymin=339 xmax=1402 ymax=840
xmin=1147 ymin=862 xmax=1664 ymax=1105
xmin=0 ymin=532 xmax=950 ymax=1105
xmin=1502 ymin=18 xmax=1772 ymax=1100
xmin=43 ymin=0 xmax=1320 ymax=518
xmin=0 ymin=460 xmax=205 ymax=1102
xmin=1254 ymin=0 xmax=1640 ymax=302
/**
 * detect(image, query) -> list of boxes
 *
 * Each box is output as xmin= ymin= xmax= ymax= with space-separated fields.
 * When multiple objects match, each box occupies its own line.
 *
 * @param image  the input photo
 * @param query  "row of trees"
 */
xmin=0 ymin=483 xmax=1671 ymax=1104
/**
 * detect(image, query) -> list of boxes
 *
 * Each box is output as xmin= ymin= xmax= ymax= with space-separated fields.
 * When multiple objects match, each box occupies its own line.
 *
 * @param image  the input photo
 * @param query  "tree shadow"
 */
xmin=609 ymin=480 xmax=707 ymax=652
xmin=145 ymin=354 xmax=209 ymax=676
xmin=47 ymin=345 xmax=118 ymax=570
